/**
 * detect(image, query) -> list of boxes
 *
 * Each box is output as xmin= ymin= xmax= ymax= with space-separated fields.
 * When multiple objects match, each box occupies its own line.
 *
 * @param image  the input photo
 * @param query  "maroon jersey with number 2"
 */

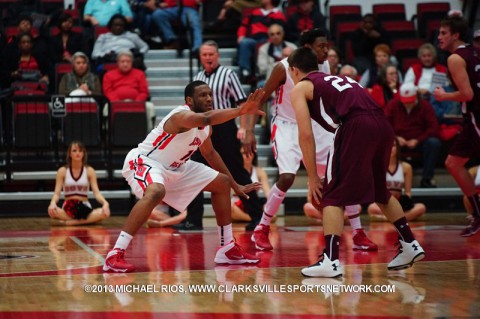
xmin=303 ymin=72 xmax=394 ymax=207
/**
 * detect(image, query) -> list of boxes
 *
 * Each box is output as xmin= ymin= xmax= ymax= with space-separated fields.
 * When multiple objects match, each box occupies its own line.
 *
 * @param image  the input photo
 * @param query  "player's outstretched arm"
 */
xmin=166 ymin=89 xmax=266 ymax=134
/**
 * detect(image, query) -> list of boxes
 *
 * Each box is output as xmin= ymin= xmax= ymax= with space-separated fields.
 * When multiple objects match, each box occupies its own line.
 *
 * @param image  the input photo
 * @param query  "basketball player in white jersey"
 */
xmin=103 ymin=81 xmax=266 ymax=273
xmin=248 ymin=29 xmax=377 ymax=251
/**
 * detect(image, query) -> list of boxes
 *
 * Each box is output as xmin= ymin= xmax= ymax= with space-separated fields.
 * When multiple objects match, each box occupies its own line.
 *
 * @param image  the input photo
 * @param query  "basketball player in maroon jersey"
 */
xmin=288 ymin=47 xmax=425 ymax=278
xmin=434 ymin=15 xmax=480 ymax=237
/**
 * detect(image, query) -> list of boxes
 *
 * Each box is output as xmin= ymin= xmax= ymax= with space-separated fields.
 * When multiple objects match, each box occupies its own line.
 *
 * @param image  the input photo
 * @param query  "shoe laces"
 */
xmin=315 ymin=250 xmax=326 ymax=263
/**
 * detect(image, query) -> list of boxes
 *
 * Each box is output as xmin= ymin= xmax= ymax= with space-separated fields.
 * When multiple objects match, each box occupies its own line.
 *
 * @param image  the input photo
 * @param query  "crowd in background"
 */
xmin=0 ymin=0 xmax=478 ymax=202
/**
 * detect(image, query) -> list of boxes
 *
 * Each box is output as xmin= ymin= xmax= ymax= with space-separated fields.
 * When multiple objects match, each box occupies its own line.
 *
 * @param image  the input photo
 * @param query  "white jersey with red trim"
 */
xmin=63 ymin=166 xmax=89 ymax=197
xmin=274 ymin=59 xmax=330 ymax=122
xmin=386 ymin=162 xmax=404 ymax=193
xmin=136 ymin=105 xmax=211 ymax=169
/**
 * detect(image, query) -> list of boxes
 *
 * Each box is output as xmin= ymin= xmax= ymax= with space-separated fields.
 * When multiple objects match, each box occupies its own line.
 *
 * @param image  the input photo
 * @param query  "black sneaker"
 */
xmin=420 ymin=178 xmax=437 ymax=188
xmin=460 ymin=217 xmax=480 ymax=237
xmin=173 ymin=221 xmax=203 ymax=232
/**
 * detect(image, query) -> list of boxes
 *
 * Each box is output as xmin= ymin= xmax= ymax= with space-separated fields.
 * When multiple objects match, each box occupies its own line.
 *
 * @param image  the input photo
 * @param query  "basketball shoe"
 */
xmin=251 ymin=224 xmax=273 ymax=250
xmin=103 ymin=248 xmax=136 ymax=273
xmin=352 ymin=229 xmax=378 ymax=251
xmin=214 ymin=241 xmax=260 ymax=264
xmin=460 ymin=216 xmax=480 ymax=237
xmin=301 ymin=252 xmax=343 ymax=278
xmin=387 ymin=239 xmax=425 ymax=271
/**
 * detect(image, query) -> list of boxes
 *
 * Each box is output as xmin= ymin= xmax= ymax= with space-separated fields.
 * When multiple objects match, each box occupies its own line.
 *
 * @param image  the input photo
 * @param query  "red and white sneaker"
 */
xmin=352 ymin=229 xmax=378 ymax=251
xmin=251 ymin=224 xmax=273 ymax=251
xmin=214 ymin=241 xmax=260 ymax=264
xmin=103 ymin=248 xmax=136 ymax=273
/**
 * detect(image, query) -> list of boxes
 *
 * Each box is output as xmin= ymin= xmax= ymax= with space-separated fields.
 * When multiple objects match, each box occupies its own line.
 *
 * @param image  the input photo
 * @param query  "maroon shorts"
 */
xmin=448 ymin=120 xmax=480 ymax=159
xmin=321 ymin=112 xmax=393 ymax=208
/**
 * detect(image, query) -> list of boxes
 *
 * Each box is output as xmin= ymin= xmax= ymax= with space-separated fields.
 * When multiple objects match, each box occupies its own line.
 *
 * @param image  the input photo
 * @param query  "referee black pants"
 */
xmin=186 ymin=119 xmax=263 ymax=226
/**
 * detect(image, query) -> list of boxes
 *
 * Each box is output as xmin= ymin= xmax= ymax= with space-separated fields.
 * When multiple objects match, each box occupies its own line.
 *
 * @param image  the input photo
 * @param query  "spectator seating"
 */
xmin=328 ymin=5 xmax=361 ymax=37
xmin=5 ymin=95 xmax=58 ymax=178
xmin=63 ymin=97 xmax=102 ymax=148
xmin=416 ymin=2 xmax=450 ymax=39
xmin=373 ymin=3 xmax=406 ymax=24
xmin=392 ymin=38 xmax=425 ymax=68
xmin=382 ymin=21 xmax=417 ymax=40
xmin=108 ymin=101 xmax=148 ymax=170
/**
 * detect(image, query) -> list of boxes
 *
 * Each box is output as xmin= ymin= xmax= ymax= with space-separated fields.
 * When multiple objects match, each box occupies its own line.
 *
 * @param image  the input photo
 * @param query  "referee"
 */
xmin=177 ymin=40 xmax=263 ymax=231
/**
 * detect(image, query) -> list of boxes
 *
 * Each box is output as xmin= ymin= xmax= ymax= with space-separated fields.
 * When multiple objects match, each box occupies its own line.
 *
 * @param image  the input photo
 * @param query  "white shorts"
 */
xmin=122 ymin=149 xmax=218 ymax=212
xmin=271 ymin=118 xmax=333 ymax=175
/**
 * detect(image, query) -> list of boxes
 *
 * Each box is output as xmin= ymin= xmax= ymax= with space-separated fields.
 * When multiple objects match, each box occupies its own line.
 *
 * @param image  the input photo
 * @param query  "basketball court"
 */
xmin=1 ymin=214 xmax=479 ymax=318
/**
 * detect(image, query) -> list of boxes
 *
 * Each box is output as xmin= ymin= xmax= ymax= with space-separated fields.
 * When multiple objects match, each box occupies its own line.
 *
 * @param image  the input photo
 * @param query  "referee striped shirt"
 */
xmin=194 ymin=66 xmax=247 ymax=110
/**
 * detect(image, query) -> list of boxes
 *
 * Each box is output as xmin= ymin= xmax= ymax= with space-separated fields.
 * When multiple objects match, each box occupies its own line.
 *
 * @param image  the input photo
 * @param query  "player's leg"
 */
xmin=301 ymin=205 xmax=344 ymax=278
xmin=346 ymin=204 xmax=378 ymax=251
xmin=446 ymin=154 xmax=480 ymax=236
xmin=253 ymin=122 xmax=301 ymax=250
xmin=204 ymin=173 xmax=259 ymax=264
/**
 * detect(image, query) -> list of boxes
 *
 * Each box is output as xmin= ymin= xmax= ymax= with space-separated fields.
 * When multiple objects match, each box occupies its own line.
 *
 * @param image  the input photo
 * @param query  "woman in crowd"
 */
xmin=359 ymin=43 xmax=401 ymax=89
xmin=327 ymin=46 xmax=342 ymax=75
xmin=50 ymin=12 xmax=86 ymax=65
xmin=403 ymin=43 xmax=447 ymax=100
xmin=58 ymin=51 xmax=101 ymax=96
xmin=1 ymin=32 xmax=50 ymax=90
xmin=48 ymin=141 xmax=110 ymax=226
xmin=368 ymin=63 xmax=401 ymax=109
xmin=368 ymin=138 xmax=426 ymax=222
xmin=91 ymin=14 xmax=148 ymax=70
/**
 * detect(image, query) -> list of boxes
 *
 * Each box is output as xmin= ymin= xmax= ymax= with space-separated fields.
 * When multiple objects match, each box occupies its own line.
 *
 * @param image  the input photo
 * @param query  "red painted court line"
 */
xmin=0 ymin=312 xmax=411 ymax=319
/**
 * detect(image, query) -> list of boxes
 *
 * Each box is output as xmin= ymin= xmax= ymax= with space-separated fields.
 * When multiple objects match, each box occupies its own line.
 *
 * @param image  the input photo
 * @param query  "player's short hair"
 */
xmin=440 ymin=15 xmax=468 ymax=42
xmin=287 ymin=47 xmax=318 ymax=73
xmin=299 ymin=28 xmax=327 ymax=46
xmin=185 ymin=81 xmax=208 ymax=100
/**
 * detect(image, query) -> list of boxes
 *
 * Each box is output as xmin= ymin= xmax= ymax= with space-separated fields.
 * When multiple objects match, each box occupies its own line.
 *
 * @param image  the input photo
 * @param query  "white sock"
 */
xmin=345 ymin=205 xmax=362 ymax=231
xmin=258 ymin=184 xmax=286 ymax=229
xmin=218 ymin=223 xmax=233 ymax=246
xmin=113 ymin=231 xmax=133 ymax=250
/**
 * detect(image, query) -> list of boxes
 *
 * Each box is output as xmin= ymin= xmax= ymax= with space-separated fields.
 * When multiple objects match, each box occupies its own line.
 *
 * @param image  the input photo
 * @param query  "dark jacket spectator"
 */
xmin=286 ymin=0 xmax=326 ymax=43
xmin=385 ymin=82 xmax=441 ymax=188
xmin=49 ymin=12 xmax=87 ymax=65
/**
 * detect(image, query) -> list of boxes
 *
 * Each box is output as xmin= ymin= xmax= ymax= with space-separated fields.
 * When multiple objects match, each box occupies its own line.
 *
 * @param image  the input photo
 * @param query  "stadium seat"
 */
xmin=373 ymin=3 xmax=406 ymax=23
xmin=416 ymin=2 xmax=450 ymax=39
xmin=329 ymin=5 xmax=362 ymax=38
xmin=382 ymin=21 xmax=417 ymax=40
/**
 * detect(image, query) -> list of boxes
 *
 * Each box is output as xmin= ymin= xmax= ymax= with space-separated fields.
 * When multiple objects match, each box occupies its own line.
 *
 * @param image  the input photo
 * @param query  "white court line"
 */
xmin=70 ymin=236 xmax=105 ymax=263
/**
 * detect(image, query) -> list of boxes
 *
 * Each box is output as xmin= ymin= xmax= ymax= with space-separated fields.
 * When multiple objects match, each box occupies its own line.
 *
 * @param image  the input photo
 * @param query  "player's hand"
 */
xmin=239 ymin=89 xmax=266 ymax=116
xmin=233 ymin=182 xmax=262 ymax=199
xmin=433 ymin=86 xmax=446 ymax=101
xmin=241 ymin=130 xmax=257 ymax=156
xmin=48 ymin=204 xmax=58 ymax=218
xmin=309 ymin=176 xmax=323 ymax=207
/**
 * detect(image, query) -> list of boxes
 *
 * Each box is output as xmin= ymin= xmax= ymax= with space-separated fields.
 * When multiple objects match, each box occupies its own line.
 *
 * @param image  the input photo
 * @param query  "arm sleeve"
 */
xmin=120 ymin=0 xmax=134 ymax=18
xmin=102 ymin=72 xmax=117 ymax=101
xmin=135 ymin=72 xmax=149 ymax=101
xmin=417 ymin=102 xmax=440 ymax=143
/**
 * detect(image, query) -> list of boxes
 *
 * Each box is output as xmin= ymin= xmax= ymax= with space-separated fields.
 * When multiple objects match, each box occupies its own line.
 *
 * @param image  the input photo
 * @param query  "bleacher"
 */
xmin=0 ymin=0 xmax=472 ymax=216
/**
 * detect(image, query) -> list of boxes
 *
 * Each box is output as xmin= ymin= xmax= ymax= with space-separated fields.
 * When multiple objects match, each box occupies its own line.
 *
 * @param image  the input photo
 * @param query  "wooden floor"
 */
xmin=1 ymin=213 xmax=479 ymax=319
